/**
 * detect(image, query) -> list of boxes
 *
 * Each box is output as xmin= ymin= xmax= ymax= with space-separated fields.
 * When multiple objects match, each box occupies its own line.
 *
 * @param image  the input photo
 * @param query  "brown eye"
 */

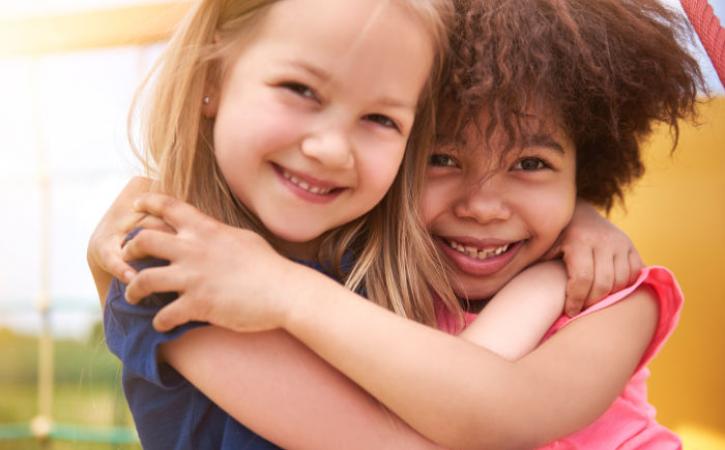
xmin=514 ymin=157 xmax=547 ymax=171
xmin=280 ymin=82 xmax=319 ymax=102
xmin=429 ymin=154 xmax=459 ymax=168
xmin=364 ymin=113 xmax=399 ymax=131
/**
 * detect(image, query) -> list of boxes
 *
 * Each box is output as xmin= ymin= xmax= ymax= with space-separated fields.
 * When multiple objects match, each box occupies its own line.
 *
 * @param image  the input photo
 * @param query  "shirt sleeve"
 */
xmin=103 ymin=255 xmax=207 ymax=388
xmin=542 ymin=266 xmax=683 ymax=373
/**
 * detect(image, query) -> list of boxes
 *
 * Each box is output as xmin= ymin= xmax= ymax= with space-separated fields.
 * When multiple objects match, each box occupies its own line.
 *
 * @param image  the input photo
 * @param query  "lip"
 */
xmin=272 ymin=163 xmax=345 ymax=204
xmin=434 ymin=235 xmax=524 ymax=277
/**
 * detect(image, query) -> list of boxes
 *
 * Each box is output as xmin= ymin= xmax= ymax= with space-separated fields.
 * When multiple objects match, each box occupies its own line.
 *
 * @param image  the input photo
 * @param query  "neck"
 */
xmin=272 ymin=237 xmax=321 ymax=261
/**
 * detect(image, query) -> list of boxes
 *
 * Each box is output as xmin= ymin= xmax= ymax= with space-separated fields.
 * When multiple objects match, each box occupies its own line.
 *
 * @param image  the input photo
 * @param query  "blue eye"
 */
xmin=364 ymin=114 xmax=399 ymax=131
xmin=281 ymin=82 xmax=318 ymax=101
xmin=429 ymin=154 xmax=459 ymax=168
xmin=513 ymin=157 xmax=548 ymax=171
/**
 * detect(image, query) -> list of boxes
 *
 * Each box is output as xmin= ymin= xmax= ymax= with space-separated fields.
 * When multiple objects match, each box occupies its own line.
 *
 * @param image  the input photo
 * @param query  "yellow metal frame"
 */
xmin=0 ymin=2 xmax=191 ymax=56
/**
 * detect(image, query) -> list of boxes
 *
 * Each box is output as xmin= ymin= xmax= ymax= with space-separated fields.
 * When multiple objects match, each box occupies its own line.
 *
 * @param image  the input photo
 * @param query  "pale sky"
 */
xmin=0 ymin=0 xmax=722 ymax=338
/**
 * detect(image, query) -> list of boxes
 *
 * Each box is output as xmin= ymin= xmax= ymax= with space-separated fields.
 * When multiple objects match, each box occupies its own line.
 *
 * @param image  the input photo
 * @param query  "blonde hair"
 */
xmin=130 ymin=0 xmax=460 ymax=326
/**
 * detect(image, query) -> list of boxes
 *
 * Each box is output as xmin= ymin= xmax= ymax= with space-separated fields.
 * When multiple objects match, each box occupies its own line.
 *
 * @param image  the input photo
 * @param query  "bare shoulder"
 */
xmin=514 ymin=285 xmax=662 ymax=439
xmin=592 ymin=285 xmax=658 ymax=336
xmin=549 ymin=284 xmax=659 ymax=354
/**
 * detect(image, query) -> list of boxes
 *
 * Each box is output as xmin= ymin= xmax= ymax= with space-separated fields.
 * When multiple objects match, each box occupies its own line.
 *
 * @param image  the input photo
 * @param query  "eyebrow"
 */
xmin=285 ymin=60 xmax=416 ymax=111
xmin=286 ymin=60 xmax=331 ymax=82
xmin=522 ymin=133 xmax=565 ymax=153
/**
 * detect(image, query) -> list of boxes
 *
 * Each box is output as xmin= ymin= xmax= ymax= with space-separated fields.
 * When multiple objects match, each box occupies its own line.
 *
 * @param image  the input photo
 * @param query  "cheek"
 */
xmin=359 ymin=142 xmax=406 ymax=194
xmin=420 ymin=177 xmax=453 ymax=227
xmin=214 ymin=94 xmax=306 ymax=159
xmin=526 ymin=182 xmax=576 ymax=243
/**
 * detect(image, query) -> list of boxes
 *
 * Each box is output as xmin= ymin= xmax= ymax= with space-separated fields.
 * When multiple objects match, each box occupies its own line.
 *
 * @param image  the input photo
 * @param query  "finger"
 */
xmin=563 ymin=247 xmax=594 ymax=317
xmin=611 ymin=251 xmax=630 ymax=293
xmin=153 ymin=295 xmax=193 ymax=332
xmin=133 ymin=193 xmax=207 ymax=232
xmin=124 ymin=266 xmax=184 ymax=304
xmin=122 ymin=229 xmax=180 ymax=262
xmin=585 ymin=251 xmax=615 ymax=308
xmin=628 ymin=249 xmax=645 ymax=284
xmin=100 ymin=237 xmax=138 ymax=283
xmin=137 ymin=214 xmax=176 ymax=234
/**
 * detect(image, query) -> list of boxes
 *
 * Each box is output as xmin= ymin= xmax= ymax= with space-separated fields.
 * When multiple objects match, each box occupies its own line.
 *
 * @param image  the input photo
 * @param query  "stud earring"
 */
xmin=203 ymin=96 xmax=211 ymax=105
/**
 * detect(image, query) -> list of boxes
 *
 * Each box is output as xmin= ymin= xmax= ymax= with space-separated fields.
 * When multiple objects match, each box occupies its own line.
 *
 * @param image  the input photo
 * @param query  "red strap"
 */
xmin=680 ymin=0 xmax=725 ymax=87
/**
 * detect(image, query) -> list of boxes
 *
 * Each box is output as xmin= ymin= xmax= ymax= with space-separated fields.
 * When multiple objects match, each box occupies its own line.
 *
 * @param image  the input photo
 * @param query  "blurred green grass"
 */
xmin=0 ymin=324 xmax=141 ymax=449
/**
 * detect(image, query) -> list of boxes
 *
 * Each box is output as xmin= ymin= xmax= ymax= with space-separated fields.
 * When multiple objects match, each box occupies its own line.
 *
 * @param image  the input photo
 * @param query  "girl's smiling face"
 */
xmin=209 ymin=0 xmax=434 ymax=259
xmin=422 ymin=115 xmax=578 ymax=300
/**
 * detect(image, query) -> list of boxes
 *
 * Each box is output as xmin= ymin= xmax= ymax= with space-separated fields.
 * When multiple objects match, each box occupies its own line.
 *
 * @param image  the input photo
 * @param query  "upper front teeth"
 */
xmin=447 ymin=240 xmax=510 ymax=260
xmin=282 ymin=170 xmax=333 ymax=195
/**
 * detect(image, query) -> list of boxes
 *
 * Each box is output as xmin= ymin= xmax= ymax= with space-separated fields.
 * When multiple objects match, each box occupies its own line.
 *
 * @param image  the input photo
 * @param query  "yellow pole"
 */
xmin=28 ymin=57 xmax=54 ymax=445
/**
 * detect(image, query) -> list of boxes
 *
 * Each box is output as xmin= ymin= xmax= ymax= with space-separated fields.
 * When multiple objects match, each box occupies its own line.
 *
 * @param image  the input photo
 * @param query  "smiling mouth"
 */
xmin=274 ymin=164 xmax=343 ymax=196
xmin=445 ymin=239 xmax=515 ymax=261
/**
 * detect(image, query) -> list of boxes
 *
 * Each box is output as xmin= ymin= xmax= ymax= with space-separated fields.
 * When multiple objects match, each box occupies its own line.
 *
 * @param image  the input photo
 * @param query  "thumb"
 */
xmin=153 ymin=297 xmax=192 ymax=332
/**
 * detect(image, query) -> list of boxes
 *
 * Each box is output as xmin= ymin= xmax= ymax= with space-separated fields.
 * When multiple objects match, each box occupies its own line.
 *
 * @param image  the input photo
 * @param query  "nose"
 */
xmin=453 ymin=179 xmax=512 ymax=224
xmin=300 ymin=125 xmax=354 ymax=170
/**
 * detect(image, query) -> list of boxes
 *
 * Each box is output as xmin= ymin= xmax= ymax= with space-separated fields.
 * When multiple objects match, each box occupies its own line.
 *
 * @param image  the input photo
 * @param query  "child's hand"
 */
xmin=87 ymin=177 xmax=160 ymax=302
xmin=544 ymin=201 xmax=644 ymax=317
xmin=123 ymin=193 xmax=301 ymax=334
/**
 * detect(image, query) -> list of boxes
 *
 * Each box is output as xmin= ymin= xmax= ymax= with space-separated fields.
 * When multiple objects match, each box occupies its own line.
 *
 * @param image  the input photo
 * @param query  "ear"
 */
xmin=201 ymin=89 xmax=219 ymax=118
xmin=202 ymin=35 xmax=224 ymax=118
xmin=201 ymin=63 xmax=222 ymax=118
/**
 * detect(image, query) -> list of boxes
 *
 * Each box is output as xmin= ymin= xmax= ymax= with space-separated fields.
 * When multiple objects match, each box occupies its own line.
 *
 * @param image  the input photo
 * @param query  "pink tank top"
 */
xmin=436 ymin=266 xmax=683 ymax=449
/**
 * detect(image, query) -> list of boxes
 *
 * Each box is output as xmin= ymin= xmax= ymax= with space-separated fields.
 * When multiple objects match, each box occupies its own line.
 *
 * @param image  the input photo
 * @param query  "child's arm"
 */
xmin=460 ymin=261 xmax=567 ymax=360
xmin=160 ymin=328 xmax=443 ymax=450
xmin=127 ymin=193 xmax=659 ymax=449
xmin=93 ymin=187 xmax=443 ymax=448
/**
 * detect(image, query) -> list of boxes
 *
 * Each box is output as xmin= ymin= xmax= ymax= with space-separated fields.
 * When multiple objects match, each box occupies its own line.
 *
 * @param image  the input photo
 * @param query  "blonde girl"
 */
xmin=97 ymin=0 xmax=463 ymax=448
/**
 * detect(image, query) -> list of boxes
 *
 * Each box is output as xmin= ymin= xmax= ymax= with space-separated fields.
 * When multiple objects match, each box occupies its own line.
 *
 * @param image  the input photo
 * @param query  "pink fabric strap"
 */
xmin=680 ymin=0 xmax=725 ymax=87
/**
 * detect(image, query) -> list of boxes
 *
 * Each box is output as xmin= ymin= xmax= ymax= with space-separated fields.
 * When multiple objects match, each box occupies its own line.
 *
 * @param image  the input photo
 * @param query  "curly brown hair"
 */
xmin=440 ymin=0 xmax=705 ymax=210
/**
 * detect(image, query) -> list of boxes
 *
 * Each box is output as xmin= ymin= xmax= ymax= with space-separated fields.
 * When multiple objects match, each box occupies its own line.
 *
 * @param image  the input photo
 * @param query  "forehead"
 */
xmin=252 ymin=0 xmax=434 ymax=89
xmin=452 ymin=109 xmax=572 ymax=154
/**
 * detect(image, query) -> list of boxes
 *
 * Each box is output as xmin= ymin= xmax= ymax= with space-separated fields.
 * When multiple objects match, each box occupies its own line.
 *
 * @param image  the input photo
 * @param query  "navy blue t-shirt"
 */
xmin=104 ymin=257 xmax=284 ymax=449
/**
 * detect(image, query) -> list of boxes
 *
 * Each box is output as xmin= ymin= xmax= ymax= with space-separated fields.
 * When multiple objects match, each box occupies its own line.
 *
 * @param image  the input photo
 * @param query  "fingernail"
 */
xmin=132 ymin=199 xmax=141 ymax=210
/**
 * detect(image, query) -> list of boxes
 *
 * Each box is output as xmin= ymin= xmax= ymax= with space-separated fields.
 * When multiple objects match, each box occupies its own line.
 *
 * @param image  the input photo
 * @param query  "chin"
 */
xmin=454 ymin=271 xmax=516 ymax=301
xmin=453 ymin=279 xmax=500 ymax=301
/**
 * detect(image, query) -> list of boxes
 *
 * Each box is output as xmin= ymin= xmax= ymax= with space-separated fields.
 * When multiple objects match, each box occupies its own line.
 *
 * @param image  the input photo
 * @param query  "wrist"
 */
xmin=280 ymin=264 xmax=349 ymax=336
xmin=276 ymin=261 xmax=319 ymax=332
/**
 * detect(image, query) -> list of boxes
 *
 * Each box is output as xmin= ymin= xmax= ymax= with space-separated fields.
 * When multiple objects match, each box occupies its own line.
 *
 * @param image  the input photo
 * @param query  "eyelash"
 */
xmin=512 ymin=156 xmax=551 ymax=171
xmin=280 ymin=82 xmax=319 ymax=102
xmin=364 ymin=114 xmax=400 ymax=132
xmin=280 ymin=81 xmax=401 ymax=132
xmin=428 ymin=153 xmax=459 ymax=168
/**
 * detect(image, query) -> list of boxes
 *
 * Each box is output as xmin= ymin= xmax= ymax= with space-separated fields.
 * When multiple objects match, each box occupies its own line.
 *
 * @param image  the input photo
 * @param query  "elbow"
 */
xmin=437 ymin=394 xmax=552 ymax=450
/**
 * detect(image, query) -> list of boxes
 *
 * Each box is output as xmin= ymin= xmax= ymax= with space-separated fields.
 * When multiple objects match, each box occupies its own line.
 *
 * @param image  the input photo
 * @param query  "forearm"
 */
xmin=162 ymin=327 xmax=443 ymax=450
xmin=461 ymin=261 xmax=567 ymax=360
xmin=284 ymin=278 xmax=532 ymax=449
xmin=282 ymin=272 xmax=657 ymax=449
